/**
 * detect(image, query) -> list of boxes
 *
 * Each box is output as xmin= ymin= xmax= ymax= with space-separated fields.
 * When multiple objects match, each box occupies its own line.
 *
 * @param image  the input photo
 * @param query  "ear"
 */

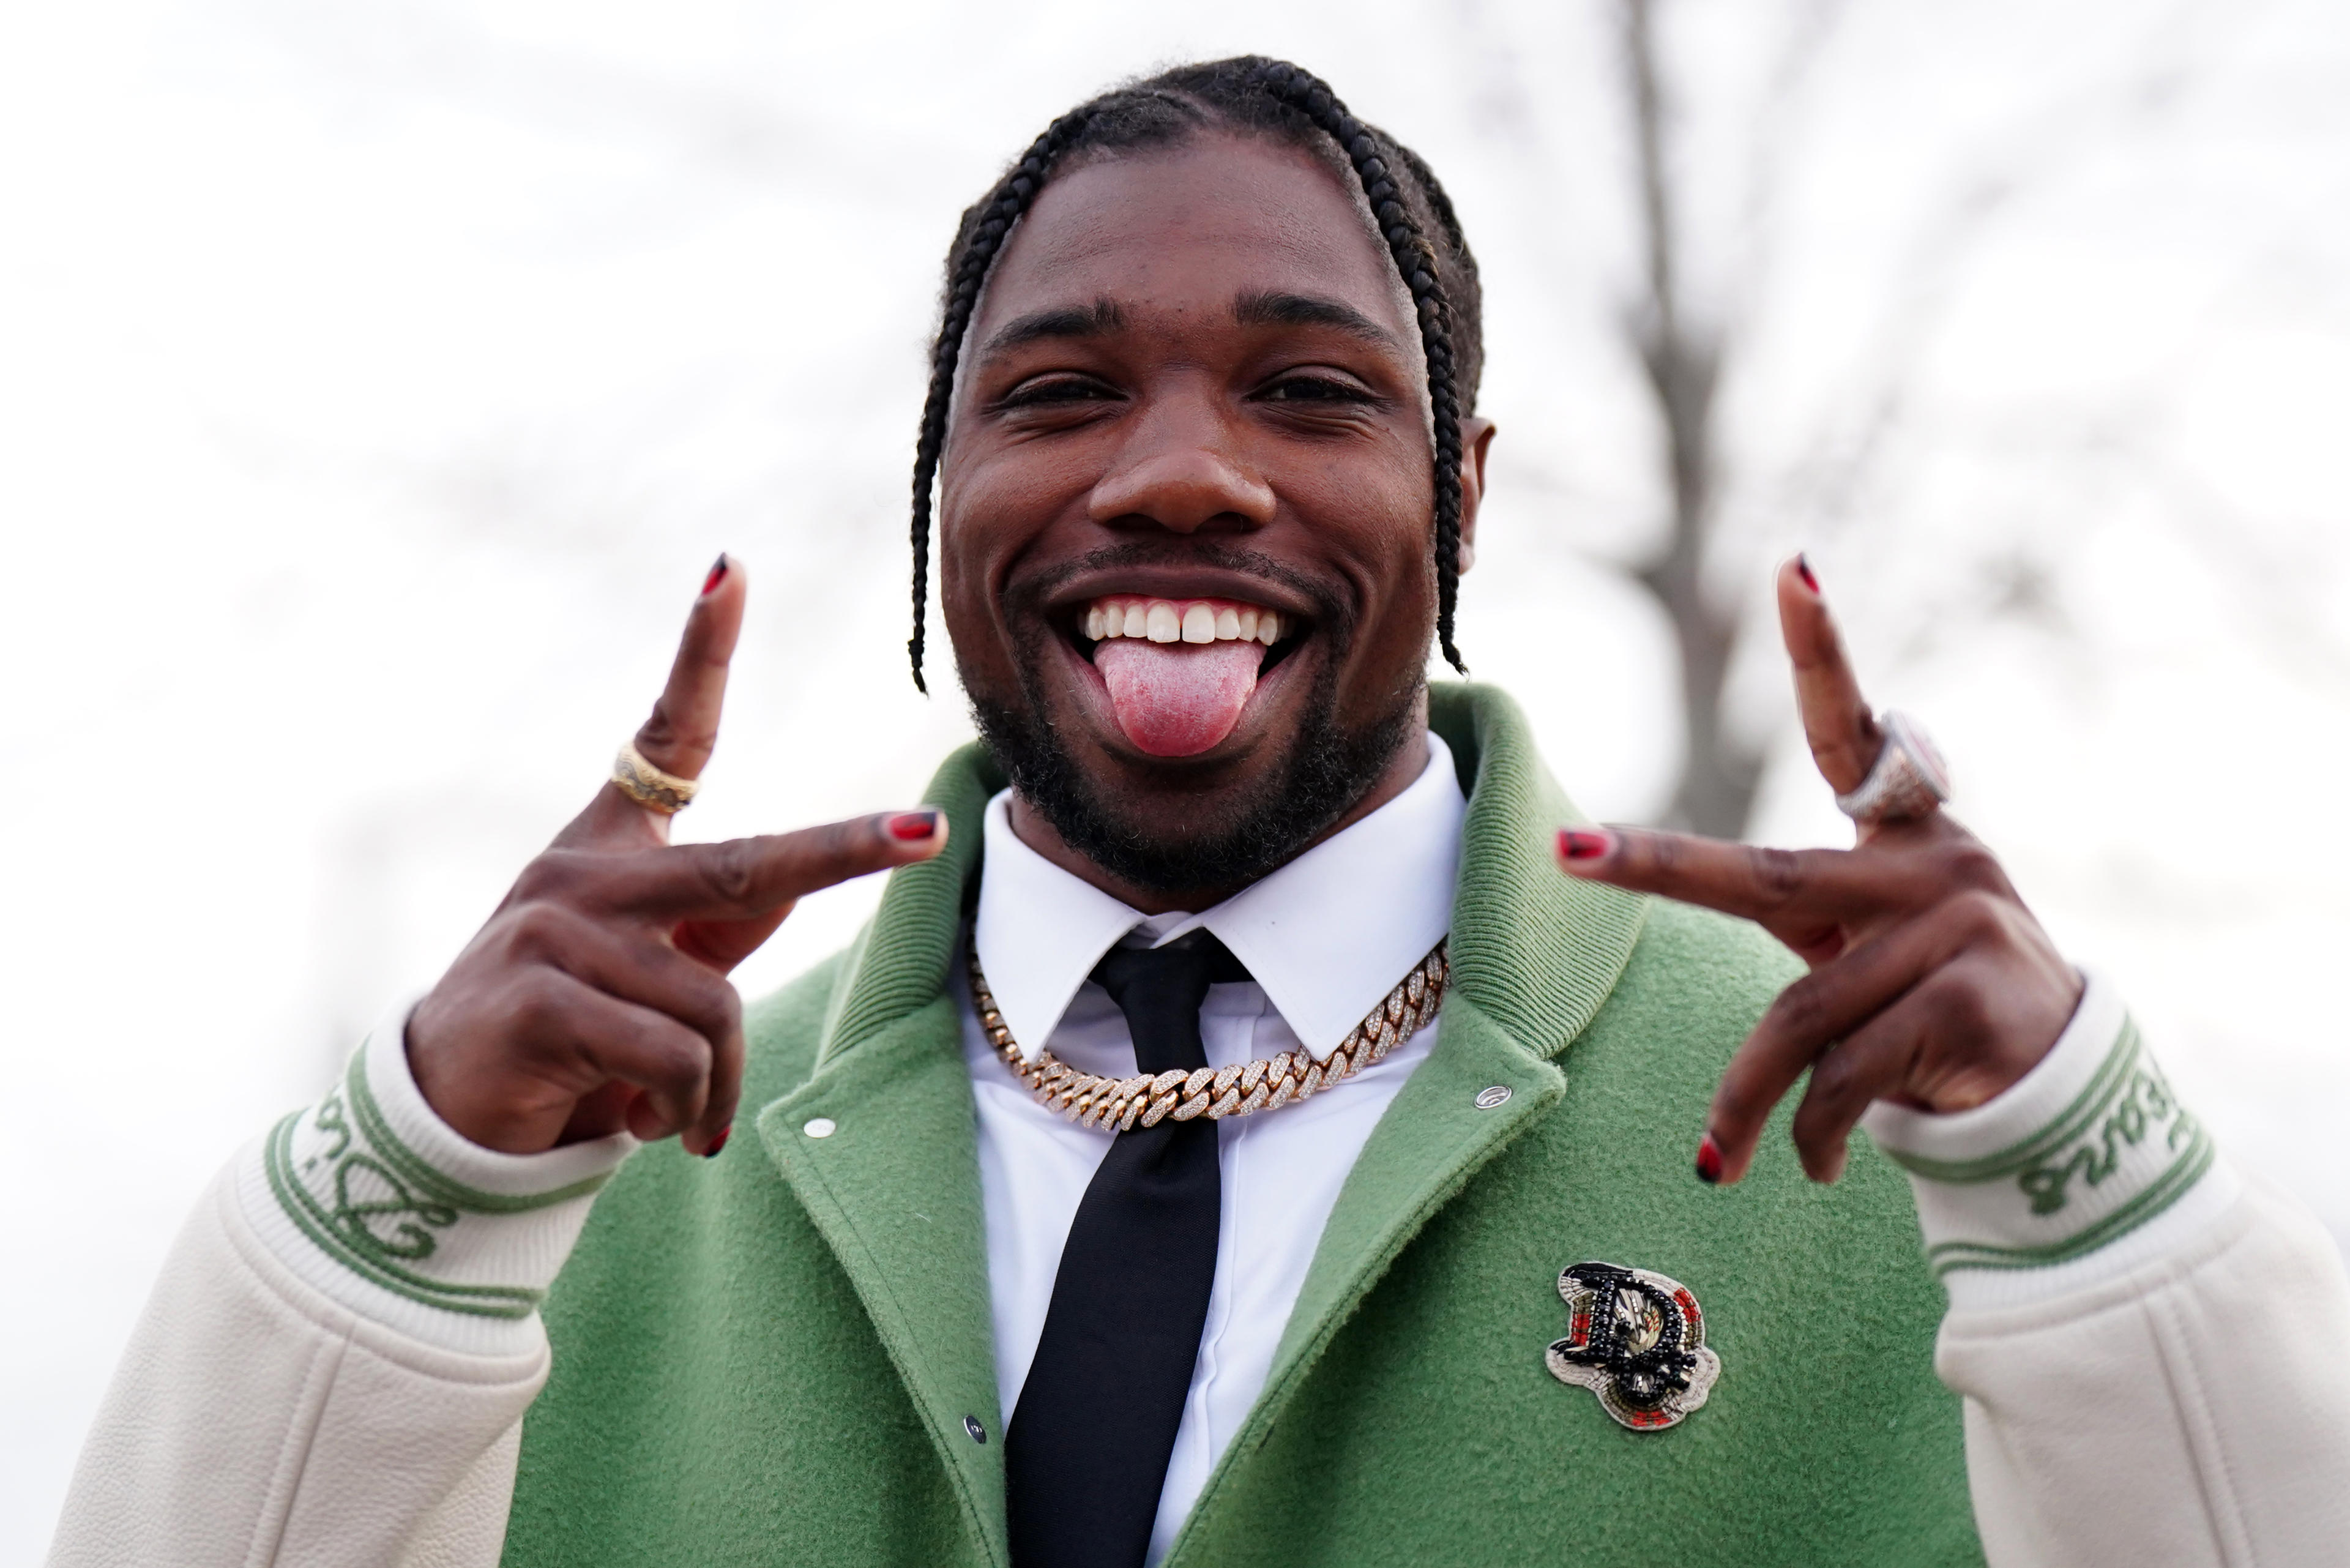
xmin=1455 ymin=417 xmax=1498 ymax=575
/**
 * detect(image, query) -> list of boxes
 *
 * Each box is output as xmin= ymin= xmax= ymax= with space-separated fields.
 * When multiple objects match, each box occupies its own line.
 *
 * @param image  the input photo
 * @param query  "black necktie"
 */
xmin=1004 ymin=931 xmax=1249 ymax=1568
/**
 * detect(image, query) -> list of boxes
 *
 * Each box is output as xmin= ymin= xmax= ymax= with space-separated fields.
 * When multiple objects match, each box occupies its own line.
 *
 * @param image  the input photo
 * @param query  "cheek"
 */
xmin=934 ymin=461 xmax=1093 ymax=692
xmin=938 ymin=448 xmax=1092 ymax=602
xmin=1278 ymin=450 xmax=1438 ymax=624
xmin=934 ymin=523 xmax=1012 ymax=692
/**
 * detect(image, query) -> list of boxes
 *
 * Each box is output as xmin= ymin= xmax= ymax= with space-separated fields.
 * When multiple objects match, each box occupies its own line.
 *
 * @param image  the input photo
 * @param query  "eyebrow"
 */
xmin=974 ymin=289 xmax=1404 ymax=360
xmin=1231 ymin=290 xmax=1402 ymax=351
xmin=978 ymin=298 xmax=1127 ymax=357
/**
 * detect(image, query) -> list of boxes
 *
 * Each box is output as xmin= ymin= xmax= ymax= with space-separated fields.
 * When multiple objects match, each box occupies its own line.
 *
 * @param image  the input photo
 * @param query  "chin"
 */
xmin=967 ymin=619 xmax=1422 ymax=898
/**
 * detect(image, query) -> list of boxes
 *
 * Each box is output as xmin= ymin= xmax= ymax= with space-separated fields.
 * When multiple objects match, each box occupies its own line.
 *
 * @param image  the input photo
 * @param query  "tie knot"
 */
xmin=1089 ymin=931 xmax=1251 ymax=1077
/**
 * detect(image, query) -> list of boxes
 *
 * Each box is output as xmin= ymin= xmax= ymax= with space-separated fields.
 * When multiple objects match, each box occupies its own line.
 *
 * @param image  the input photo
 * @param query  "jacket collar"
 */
xmin=1433 ymin=682 xmax=1649 ymax=1063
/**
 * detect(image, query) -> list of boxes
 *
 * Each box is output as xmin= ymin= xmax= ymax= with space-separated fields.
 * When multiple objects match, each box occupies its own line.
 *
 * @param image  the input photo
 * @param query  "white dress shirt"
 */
xmin=965 ymin=731 xmax=1465 ymax=1566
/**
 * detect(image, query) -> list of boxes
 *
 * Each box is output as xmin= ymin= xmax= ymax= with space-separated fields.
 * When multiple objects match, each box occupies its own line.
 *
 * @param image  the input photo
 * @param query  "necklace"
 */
xmin=967 ymin=941 xmax=1450 ymax=1132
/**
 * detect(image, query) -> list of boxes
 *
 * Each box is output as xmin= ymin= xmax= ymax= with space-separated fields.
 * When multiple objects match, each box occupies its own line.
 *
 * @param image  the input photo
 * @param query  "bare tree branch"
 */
xmin=1619 ymin=0 xmax=1753 ymax=834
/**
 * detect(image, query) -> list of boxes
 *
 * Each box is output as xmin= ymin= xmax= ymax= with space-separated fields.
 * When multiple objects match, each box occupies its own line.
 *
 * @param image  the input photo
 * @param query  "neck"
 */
xmin=1007 ymin=711 xmax=1431 ymax=916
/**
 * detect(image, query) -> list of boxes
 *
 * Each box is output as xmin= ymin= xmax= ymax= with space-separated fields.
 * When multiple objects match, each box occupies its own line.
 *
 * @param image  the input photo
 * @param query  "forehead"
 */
xmin=970 ymin=134 xmax=1409 ymax=343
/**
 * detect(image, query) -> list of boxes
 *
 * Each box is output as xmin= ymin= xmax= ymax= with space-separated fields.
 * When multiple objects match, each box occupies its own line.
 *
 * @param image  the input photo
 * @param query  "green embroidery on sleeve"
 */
xmin=340 ymin=1053 xmax=613 ymax=1215
xmin=311 ymin=1091 xmax=353 ymax=1162
xmin=263 ymin=1050 xmax=629 ymax=1315
xmin=1873 ymin=1014 xmax=2220 ymax=1277
xmin=332 ymin=1152 xmax=459 ymax=1260
xmin=265 ymin=1112 xmax=542 ymax=1319
xmin=1927 ymin=1127 xmax=2215 ymax=1277
xmin=2015 ymin=1062 xmax=2193 ymax=1216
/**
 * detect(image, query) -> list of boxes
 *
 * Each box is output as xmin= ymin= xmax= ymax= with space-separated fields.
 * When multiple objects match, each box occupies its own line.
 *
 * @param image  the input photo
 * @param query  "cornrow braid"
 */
xmin=1250 ymin=62 xmax=1467 ymax=675
xmin=905 ymin=105 xmax=1098 ymax=694
xmin=908 ymin=57 xmax=1482 ymax=690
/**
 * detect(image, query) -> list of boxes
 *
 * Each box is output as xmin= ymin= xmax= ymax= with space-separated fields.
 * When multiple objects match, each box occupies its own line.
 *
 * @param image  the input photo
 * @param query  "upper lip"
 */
xmin=1042 ymin=566 xmax=1321 ymax=628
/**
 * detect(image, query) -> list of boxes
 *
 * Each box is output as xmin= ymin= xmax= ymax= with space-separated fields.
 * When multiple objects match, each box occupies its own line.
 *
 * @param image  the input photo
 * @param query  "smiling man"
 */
xmin=51 ymin=58 xmax=2350 ymax=1568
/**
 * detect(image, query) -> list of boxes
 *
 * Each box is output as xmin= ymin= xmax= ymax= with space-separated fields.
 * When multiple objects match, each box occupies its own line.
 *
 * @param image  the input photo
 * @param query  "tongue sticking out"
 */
xmin=1094 ymin=638 xmax=1264 ymax=757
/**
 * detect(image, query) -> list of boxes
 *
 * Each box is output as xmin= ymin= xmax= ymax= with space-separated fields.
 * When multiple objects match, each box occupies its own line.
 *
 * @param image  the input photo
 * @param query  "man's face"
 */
xmin=938 ymin=133 xmax=1488 ymax=903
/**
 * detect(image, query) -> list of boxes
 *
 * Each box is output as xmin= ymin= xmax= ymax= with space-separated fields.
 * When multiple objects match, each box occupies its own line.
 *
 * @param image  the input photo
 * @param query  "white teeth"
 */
xmin=1081 ymin=596 xmax=1291 ymax=646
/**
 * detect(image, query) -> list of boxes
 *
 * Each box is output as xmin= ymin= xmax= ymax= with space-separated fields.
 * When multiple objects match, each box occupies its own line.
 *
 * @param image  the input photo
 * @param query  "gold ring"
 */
xmin=611 ymin=741 xmax=699 ymax=815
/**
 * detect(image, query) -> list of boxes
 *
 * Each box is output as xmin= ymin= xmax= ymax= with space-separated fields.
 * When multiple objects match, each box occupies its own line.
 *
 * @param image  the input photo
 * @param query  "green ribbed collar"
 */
xmin=816 ymin=682 xmax=1645 ymax=1066
xmin=1428 ymin=682 xmax=1649 ymax=1059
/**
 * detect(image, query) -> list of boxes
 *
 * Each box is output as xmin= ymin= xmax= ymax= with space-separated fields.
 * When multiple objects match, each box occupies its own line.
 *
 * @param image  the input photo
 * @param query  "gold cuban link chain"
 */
xmin=968 ymin=941 xmax=1450 ymax=1132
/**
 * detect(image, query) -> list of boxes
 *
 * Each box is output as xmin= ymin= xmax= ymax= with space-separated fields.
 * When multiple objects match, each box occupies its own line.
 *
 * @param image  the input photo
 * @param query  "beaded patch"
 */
xmin=1545 ymin=1261 xmax=1721 ymax=1431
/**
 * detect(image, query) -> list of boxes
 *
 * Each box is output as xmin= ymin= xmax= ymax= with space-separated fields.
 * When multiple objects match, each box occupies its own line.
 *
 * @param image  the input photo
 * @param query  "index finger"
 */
xmin=561 ymin=554 xmax=744 ymax=848
xmin=1779 ymin=556 xmax=1882 ymax=796
xmin=595 ymin=809 xmax=952 ymax=921
xmin=1557 ymin=824 xmax=1927 ymax=928
xmin=634 ymin=553 xmax=744 ymax=782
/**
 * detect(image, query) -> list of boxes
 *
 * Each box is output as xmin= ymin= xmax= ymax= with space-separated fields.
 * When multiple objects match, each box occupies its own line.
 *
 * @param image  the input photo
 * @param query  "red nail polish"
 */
xmin=704 ymin=1126 xmax=731 ymax=1159
xmin=1558 ymin=828 xmax=1612 ymax=862
xmin=1795 ymin=554 xmax=1819 ymax=593
xmin=1695 ymin=1133 xmax=1724 ymax=1184
xmin=888 ymin=810 xmax=941 ymax=842
xmin=701 ymin=554 xmax=729 ymax=595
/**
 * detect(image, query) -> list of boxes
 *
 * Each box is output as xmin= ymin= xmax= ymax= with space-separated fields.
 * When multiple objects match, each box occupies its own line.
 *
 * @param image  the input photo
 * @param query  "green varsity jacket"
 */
xmin=503 ymin=683 xmax=1982 ymax=1566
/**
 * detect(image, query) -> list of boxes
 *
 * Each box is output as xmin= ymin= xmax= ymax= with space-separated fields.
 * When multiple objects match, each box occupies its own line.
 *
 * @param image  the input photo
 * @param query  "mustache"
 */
xmin=1002 ymin=541 xmax=1354 ymax=638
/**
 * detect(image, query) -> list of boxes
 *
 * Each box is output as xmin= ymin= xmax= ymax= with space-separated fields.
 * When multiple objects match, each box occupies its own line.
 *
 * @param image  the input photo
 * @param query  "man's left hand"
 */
xmin=1556 ymin=558 xmax=2083 ymax=1185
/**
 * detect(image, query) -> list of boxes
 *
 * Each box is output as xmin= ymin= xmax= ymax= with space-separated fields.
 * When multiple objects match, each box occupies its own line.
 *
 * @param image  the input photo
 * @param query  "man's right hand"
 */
xmin=406 ymin=556 xmax=949 ymax=1157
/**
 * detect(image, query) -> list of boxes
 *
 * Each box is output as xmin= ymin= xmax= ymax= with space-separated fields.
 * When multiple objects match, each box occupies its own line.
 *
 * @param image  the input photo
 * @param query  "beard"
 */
xmin=969 ymin=625 xmax=1422 ymax=900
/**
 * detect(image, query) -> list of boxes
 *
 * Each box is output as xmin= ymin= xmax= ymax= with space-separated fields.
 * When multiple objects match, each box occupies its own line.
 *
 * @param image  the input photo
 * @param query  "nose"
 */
xmin=1086 ymin=398 xmax=1275 ymax=536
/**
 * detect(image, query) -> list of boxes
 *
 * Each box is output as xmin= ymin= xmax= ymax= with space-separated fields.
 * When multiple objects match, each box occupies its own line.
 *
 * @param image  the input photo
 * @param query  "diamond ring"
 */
xmin=1833 ymin=711 xmax=1950 ymax=826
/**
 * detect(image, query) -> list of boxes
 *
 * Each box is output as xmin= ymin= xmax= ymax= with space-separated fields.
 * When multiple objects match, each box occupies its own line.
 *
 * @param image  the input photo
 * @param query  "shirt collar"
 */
xmin=974 ymin=733 xmax=1466 ymax=1063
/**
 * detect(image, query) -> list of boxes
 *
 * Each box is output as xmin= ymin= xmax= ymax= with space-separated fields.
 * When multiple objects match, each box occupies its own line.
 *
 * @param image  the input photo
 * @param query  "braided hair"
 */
xmin=905 ymin=56 xmax=1483 ymax=692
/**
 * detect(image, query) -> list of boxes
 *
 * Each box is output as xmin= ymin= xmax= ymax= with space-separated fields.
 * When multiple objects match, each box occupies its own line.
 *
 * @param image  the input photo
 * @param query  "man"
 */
xmin=50 ymin=57 xmax=2350 ymax=1568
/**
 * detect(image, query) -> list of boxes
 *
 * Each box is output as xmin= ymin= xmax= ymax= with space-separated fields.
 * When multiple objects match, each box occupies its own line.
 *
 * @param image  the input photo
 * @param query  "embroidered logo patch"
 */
xmin=1545 ymin=1261 xmax=1720 ymax=1431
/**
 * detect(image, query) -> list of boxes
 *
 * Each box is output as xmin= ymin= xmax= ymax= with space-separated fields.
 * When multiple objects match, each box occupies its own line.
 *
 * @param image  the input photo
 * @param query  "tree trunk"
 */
xmin=1621 ymin=0 xmax=1762 ymax=838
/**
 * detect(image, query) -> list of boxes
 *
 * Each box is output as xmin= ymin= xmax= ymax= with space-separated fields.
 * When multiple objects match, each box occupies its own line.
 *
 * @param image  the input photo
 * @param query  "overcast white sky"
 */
xmin=7 ymin=0 xmax=2350 ymax=1555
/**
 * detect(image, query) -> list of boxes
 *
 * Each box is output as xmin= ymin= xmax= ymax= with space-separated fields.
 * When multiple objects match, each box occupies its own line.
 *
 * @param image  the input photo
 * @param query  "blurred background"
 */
xmin=7 ymin=0 xmax=2350 ymax=1553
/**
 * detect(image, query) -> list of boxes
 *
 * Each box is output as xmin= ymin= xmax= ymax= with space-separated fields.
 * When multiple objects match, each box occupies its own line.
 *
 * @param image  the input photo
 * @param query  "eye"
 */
xmin=1258 ymin=373 xmax=1376 ymax=405
xmin=997 ymin=375 xmax=1122 ymax=409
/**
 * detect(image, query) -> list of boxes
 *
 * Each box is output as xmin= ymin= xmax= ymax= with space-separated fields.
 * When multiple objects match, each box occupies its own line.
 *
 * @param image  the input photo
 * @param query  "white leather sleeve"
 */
xmin=48 ymin=1014 xmax=635 ymax=1567
xmin=1865 ymin=973 xmax=2350 ymax=1566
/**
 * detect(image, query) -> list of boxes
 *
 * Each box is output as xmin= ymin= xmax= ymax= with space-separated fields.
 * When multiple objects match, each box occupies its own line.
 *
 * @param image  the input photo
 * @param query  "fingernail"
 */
xmin=701 ymin=554 xmax=730 ymax=595
xmin=1557 ymin=827 xmax=1613 ymax=863
xmin=1795 ymin=553 xmax=1819 ymax=593
xmin=1695 ymin=1132 xmax=1724 ymax=1184
xmin=704 ymin=1125 xmax=731 ymax=1159
xmin=887 ymin=810 xmax=942 ymax=842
